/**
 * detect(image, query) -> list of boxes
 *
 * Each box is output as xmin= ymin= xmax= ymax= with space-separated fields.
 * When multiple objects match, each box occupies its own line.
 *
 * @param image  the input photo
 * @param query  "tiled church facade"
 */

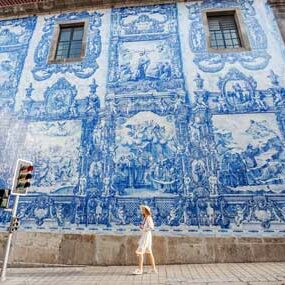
xmin=0 ymin=0 xmax=285 ymax=238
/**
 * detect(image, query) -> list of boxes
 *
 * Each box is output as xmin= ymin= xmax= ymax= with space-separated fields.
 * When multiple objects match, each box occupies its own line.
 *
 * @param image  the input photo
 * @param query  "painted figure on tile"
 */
xmin=135 ymin=51 xmax=150 ymax=80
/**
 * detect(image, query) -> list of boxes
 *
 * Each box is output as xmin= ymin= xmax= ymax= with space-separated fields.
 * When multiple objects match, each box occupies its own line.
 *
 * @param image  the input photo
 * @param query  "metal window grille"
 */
xmin=55 ymin=25 xmax=84 ymax=60
xmin=208 ymin=14 xmax=242 ymax=49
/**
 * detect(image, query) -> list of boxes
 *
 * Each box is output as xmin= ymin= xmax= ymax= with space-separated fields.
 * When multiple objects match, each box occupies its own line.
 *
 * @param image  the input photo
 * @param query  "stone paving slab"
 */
xmin=0 ymin=262 xmax=285 ymax=285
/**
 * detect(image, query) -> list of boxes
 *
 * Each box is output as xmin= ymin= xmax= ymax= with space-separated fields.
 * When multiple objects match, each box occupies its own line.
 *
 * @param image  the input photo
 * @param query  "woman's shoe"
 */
xmin=132 ymin=269 xmax=143 ymax=275
xmin=148 ymin=268 xmax=158 ymax=274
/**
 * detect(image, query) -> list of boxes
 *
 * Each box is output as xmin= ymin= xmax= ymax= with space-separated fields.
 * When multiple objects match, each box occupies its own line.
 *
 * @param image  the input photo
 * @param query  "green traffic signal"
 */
xmin=18 ymin=173 xmax=32 ymax=180
xmin=16 ymin=181 xmax=31 ymax=189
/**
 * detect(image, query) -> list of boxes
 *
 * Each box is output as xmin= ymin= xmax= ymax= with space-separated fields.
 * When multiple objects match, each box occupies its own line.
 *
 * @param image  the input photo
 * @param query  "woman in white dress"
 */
xmin=133 ymin=205 xmax=157 ymax=275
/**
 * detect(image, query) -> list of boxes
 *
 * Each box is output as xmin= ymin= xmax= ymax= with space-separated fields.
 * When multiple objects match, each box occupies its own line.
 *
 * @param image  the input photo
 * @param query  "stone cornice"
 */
xmin=0 ymin=0 xmax=283 ymax=20
xmin=0 ymin=0 xmax=190 ymax=19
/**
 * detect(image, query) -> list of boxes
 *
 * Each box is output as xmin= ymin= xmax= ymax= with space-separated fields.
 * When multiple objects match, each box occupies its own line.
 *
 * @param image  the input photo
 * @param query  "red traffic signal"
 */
xmin=20 ymin=165 xmax=33 ymax=173
xmin=12 ymin=160 xmax=34 ymax=195
xmin=17 ymin=166 xmax=33 ymax=188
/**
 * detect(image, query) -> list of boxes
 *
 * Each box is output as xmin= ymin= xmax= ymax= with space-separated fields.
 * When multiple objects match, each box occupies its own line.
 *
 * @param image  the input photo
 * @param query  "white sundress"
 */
xmin=136 ymin=216 xmax=154 ymax=254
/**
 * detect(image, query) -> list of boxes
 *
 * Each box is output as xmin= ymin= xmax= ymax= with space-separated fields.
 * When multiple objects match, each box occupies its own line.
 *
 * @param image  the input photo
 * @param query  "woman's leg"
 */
xmin=147 ymin=252 xmax=157 ymax=271
xmin=138 ymin=254 xmax=144 ymax=272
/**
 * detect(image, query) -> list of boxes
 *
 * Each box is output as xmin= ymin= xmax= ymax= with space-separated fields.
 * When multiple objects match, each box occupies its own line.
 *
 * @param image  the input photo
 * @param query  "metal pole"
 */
xmin=1 ymin=195 xmax=20 ymax=282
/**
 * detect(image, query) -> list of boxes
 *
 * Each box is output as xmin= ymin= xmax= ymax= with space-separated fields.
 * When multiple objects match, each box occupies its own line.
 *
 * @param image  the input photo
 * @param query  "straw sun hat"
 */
xmin=140 ymin=205 xmax=151 ymax=215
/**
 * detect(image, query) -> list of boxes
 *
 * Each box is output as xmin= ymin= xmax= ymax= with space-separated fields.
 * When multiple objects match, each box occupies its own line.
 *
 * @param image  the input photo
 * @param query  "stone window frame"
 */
xmin=202 ymin=8 xmax=251 ymax=53
xmin=48 ymin=19 xmax=89 ymax=64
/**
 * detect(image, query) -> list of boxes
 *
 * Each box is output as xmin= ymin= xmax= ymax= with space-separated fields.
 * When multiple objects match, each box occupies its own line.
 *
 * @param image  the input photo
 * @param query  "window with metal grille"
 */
xmin=208 ymin=14 xmax=242 ymax=49
xmin=55 ymin=24 xmax=84 ymax=60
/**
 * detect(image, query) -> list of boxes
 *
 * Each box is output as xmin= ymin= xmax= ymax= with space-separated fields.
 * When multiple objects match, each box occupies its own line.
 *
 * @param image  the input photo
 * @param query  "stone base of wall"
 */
xmin=0 ymin=232 xmax=284 ymax=266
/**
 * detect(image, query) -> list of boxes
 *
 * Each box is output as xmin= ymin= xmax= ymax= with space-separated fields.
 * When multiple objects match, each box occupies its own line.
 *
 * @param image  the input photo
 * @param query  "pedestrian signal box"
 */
xmin=12 ymin=159 xmax=33 ymax=195
xmin=0 ymin=189 xmax=11 ymax=209
xmin=9 ymin=217 xmax=20 ymax=233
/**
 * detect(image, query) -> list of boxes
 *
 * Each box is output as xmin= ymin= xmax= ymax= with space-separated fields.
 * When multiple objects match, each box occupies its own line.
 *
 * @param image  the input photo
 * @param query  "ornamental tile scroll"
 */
xmin=44 ymin=78 xmax=77 ymax=116
xmin=20 ymin=78 xmax=100 ymax=121
xmin=0 ymin=17 xmax=37 ymax=110
xmin=208 ymin=68 xmax=272 ymax=113
xmin=187 ymin=0 xmax=271 ymax=72
xmin=32 ymin=11 xmax=102 ymax=81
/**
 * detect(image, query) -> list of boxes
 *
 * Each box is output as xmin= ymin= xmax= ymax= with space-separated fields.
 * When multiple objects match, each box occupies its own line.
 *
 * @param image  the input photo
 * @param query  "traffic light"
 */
xmin=12 ymin=159 xmax=33 ymax=195
xmin=0 ymin=189 xmax=11 ymax=209
xmin=9 ymin=217 xmax=20 ymax=233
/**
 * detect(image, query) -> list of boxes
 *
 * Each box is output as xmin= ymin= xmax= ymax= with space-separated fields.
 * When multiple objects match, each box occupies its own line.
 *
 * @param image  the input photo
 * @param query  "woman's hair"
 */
xmin=142 ymin=207 xmax=151 ymax=217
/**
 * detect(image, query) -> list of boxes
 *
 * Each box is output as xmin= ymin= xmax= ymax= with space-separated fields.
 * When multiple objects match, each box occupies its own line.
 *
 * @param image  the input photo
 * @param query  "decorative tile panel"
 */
xmin=0 ymin=16 xmax=36 ymax=110
xmin=0 ymin=2 xmax=284 ymax=235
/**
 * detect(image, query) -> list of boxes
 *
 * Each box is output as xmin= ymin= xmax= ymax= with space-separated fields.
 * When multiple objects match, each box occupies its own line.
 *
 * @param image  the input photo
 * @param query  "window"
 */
xmin=203 ymin=9 xmax=250 ymax=52
xmin=56 ymin=25 xmax=84 ymax=60
xmin=48 ymin=20 xmax=88 ymax=63
xmin=208 ymin=15 xmax=241 ymax=49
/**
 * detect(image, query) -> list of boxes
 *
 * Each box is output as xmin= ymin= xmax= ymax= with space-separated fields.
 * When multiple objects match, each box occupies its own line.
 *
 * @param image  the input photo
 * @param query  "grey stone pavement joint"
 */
xmin=1 ymin=262 xmax=285 ymax=285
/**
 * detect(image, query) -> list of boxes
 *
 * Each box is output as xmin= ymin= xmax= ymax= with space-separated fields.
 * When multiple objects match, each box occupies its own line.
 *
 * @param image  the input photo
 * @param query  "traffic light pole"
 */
xmin=1 ymin=194 xmax=20 ymax=282
xmin=1 ymin=159 xmax=33 ymax=282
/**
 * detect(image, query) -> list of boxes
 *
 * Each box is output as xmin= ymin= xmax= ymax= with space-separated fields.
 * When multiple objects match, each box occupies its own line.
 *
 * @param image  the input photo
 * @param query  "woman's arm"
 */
xmin=143 ymin=216 xmax=154 ymax=232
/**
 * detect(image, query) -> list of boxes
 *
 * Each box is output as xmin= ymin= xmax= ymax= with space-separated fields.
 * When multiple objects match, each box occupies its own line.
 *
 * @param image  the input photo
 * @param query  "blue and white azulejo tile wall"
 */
xmin=0 ymin=0 xmax=285 ymax=236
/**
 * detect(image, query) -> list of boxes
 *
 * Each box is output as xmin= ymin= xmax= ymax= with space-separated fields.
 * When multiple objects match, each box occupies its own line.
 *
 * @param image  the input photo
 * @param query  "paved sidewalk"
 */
xmin=1 ymin=262 xmax=285 ymax=285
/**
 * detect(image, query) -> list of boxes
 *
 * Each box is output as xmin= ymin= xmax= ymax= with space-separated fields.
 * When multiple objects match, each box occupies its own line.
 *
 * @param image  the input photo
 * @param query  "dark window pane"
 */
xmin=59 ymin=29 xmax=72 ymax=41
xmin=69 ymin=52 xmax=81 ymax=58
xmin=70 ymin=41 xmax=82 ymax=49
xmin=57 ymin=42 xmax=69 ymax=50
xmin=215 ymin=33 xmax=223 ymax=40
xmin=56 ymin=53 xmax=65 ymax=60
xmin=230 ymin=30 xmax=238 ymax=37
xmin=232 ymin=38 xmax=240 ymax=46
xmin=73 ymin=27 xmax=84 ymax=40
xmin=56 ymin=48 xmax=67 ymax=56
xmin=210 ymin=34 xmax=216 ymax=41
xmin=70 ymin=47 xmax=82 ymax=53
xmin=208 ymin=14 xmax=242 ymax=49
xmin=55 ymin=24 xmax=84 ymax=60
xmin=56 ymin=43 xmax=69 ymax=56
xmin=217 ymin=39 xmax=224 ymax=46
xmin=209 ymin=24 xmax=220 ymax=31
xmin=56 ymin=25 xmax=84 ymax=60
xmin=224 ymin=32 xmax=231 ymax=39
xmin=225 ymin=39 xmax=233 ymax=46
